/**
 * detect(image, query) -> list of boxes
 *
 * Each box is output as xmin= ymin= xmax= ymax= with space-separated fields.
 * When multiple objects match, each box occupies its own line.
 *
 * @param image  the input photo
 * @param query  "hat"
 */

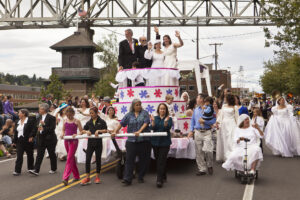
xmin=58 ymin=102 xmax=68 ymax=111
xmin=103 ymin=96 xmax=111 ymax=103
xmin=237 ymin=114 xmax=250 ymax=127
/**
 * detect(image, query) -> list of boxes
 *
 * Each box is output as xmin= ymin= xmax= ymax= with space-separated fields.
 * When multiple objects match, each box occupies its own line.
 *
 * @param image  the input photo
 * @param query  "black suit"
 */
xmin=137 ymin=45 xmax=152 ymax=68
xmin=118 ymin=38 xmax=138 ymax=69
xmin=14 ymin=116 xmax=37 ymax=173
xmin=34 ymin=114 xmax=57 ymax=173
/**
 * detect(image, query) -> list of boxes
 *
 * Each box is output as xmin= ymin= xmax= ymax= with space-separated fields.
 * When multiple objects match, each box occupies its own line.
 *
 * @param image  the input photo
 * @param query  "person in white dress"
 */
xmin=216 ymin=94 xmax=239 ymax=162
xmin=222 ymin=114 xmax=264 ymax=174
xmin=251 ymin=108 xmax=265 ymax=149
xmin=264 ymin=97 xmax=300 ymax=157
xmin=144 ymin=39 xmax=165 ymax=86
xmin=55 ymin=103 xmax=68 ymax=161
xmin=76 ymin=99 xmax=91 ymax=163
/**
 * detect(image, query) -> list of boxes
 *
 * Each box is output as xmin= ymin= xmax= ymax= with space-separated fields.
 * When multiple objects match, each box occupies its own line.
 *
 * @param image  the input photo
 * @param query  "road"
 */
xmin=0 ymin=145 xmax=299 ymax=200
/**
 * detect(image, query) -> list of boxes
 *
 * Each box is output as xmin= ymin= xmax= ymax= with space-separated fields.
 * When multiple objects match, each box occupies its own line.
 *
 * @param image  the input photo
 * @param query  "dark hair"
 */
xmin=107 ymin=107 xmax=116 ymax=118
xmin=226 ymin=94 xmax=236 ymax=106
xmin=81 ymin=98 xmax=90 ymax=108
xmin=235 ymin=95 xmax=241 ymax=106
xmin=198 ymin=93 xmax=208 ymax=100
xmin=213 ymin=100 xmax=221 ymax=109
xmin=75 ymin=96 xmax=79 ymax=100
xmin=277 ymin=97 xmax=284 ymax=105
xmin=204 ymin=96 xmax=214 ymax=105
xmin=90 ymin=106 xmax=98 ymax=114
xmin=65 ymin=107 xmax=75 ymax=115
xmin=239 ymin=121 xmax=244 ymax=128
xmin=187 ymin=98 xmax=197 ymax=110
xmin=132 ymin=61 xmax=139 ymax=68
xmin=50 ymin=104 xmax=57 ymax=109
xmin=19 ymin=109 xmax=29 ymax=117
xmin=7 ymin=95 xmax=12 ymax=100
xmin=156 ymin=103 xmax=169 ymax=117
xmin=163 ymin=35 xmax=172 ymax=46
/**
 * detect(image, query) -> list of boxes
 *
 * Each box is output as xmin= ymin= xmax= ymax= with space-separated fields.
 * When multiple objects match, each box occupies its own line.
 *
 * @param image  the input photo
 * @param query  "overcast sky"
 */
xmin=0 ymin=26 xmax=277 ymax=92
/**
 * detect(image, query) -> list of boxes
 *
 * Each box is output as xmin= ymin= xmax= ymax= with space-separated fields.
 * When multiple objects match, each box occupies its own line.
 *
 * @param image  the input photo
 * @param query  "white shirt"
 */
xmin=127 ymin=39 xmax=135 ymax=54
xmin=40 ymin=114 xmax=47 ymax=133
xmin=17 ymin=117 xmax=28 ymax=138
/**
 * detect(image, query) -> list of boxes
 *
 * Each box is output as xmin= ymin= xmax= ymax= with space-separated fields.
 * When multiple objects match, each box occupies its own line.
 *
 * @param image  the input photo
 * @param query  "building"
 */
xmin=0 ymin=84 xmax=40 ymax=105
xmin=178 ymin=62 xmax=231 ymax=99
xmin=50 ymin=22 xmax=100 ymax=97
xmin=231 ymin=87 xmax=250 ymax=98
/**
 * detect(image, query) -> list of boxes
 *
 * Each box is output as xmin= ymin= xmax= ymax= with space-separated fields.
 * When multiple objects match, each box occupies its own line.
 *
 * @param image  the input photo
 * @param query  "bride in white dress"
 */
xmin=144 ymin=40 xmax=165 ymax=85
xmin=216 ymin=94 xmax=239 ymax=162
xmin=264 ymin=97 xmax=300 ymax=157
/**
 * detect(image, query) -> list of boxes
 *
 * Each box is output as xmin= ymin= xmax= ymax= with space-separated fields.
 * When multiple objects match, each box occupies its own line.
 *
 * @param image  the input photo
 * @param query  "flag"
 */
xmin=78 ymin=7 xmax=87 ymax=17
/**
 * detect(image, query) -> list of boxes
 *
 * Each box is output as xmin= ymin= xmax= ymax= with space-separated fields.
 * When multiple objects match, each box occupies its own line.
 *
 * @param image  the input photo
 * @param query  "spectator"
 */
xmin=0 ymin=119 xmax=14 ymax=147
xmin=4 ymin=95 xmax=18 ymax=121
xmin=101 ymin=96 xmax=111 ymax=115
xmin=46 ymin=94 xmax=53 ymax=106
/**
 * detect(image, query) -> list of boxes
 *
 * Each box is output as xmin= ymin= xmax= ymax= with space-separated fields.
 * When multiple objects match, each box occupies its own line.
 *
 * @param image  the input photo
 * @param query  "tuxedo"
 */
xmin=34 ymin=113 xmax=57 ymax=173
xmin=118 ymin=38 xmax=138 ymax=69
xmin=14 ymin=116 xmax=37 ymax=173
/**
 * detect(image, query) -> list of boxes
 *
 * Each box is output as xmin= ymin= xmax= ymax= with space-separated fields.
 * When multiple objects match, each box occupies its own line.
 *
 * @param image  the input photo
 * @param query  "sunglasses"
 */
xmin=141 ymin=40 xmax=147 ymax=42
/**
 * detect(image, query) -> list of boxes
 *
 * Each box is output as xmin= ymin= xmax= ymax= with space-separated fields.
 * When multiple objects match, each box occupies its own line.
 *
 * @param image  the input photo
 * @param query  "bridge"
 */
xmin=0 ymin=0 xmax=273 ymax=30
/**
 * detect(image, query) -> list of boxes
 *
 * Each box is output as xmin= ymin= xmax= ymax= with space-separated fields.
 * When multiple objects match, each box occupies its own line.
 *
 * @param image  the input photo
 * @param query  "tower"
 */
xmin=50 ymin=22 xmax=100 ymax=97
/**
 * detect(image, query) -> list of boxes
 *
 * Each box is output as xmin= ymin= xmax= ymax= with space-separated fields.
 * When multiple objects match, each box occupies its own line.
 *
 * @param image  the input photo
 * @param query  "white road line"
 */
xmin=0 ymin=152 xmax=37 ymax=163
xmin=242 ymin=181 xmax=255 ymax=200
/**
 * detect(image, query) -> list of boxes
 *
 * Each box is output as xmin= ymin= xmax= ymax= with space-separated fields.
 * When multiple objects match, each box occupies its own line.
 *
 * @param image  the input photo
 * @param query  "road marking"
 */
xmin=0 ymin=152 xmax=37 ymax=163
xmin=242 ymin=181 xmax=255 ymax=200
xmin=36 ymin=163 xmax=117 ymax=200
xmin=25 ymin=159 xmax=119 ymax=200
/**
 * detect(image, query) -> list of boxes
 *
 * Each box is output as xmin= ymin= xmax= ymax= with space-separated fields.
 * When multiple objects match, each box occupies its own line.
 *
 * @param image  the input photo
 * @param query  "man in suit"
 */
xmin=29 ymin=103 xmax=57 ymax=176
xmin=118 ymin=29 xmax=138 ymax=70
xmin=137 ymin=36 xmax=152 ymax=68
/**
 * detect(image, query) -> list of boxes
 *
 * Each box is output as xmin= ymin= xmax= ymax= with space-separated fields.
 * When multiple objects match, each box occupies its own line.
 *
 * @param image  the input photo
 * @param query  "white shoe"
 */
xmin=29 ymin=170 xmax=39 ymax=176
xmin=49 ymin=170 xmax=56 ymax=174
xmin=249 ymin=170 xmax=255 ymax=175
xmin=13 ymin=172 xmax=20 ymax=176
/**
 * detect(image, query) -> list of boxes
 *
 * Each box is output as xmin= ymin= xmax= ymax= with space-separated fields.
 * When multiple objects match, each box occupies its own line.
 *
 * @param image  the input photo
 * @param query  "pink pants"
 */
xmin=63 ymin=140 xmax=80 ymax=181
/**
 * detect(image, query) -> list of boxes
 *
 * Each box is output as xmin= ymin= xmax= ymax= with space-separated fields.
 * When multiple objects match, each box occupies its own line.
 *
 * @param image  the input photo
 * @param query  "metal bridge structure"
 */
xmin=0 ymin=0 xmax=273 ymax=30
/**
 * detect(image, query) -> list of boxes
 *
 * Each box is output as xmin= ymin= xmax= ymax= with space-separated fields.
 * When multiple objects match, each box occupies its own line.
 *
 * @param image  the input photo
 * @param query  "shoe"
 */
xmin=29 ymin=170 xmax=39 ymax=176
xmin=196 ymin=171 xmax=206 ymax=176
xmin=73 ymin=179 xmax=80 ymax=182
xmin=13 ymin=172 xmax=20 ymax=176
xmin=249 ymin=170 xmax=255 ymax=176
xmin=208 ymin=167 xmax=213 ymax=175
xmin=62 ymin=180 xmax=68 ymax=186
xmin=81 ymin=178 xmax=91 ymax=186
xmin=94 ymin=177 xmax=101 ymax=184
xmin=156 ymin=181 xmax=163 ymax=188
xmin=122 ymin=179 xmax=131 ymax=186
xmin=49 ymin=170 xmax=56 ymax=174
xmin=138 ymin=178 xmax=144 ymax=183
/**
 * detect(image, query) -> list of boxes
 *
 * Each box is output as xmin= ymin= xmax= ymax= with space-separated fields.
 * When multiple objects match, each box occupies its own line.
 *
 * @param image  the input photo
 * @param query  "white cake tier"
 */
xmin=112 ymin=100 xmax=187 ymax=119
xmin=116 ymin=67 xmax=180 ymax=86
xmin=118 ymin=86 xmax=180 ymax=102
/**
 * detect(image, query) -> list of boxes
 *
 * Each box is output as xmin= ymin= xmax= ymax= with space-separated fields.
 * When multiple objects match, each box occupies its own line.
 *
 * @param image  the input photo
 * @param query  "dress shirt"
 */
xmin=17 ymin=117 xmax=28 ymax=138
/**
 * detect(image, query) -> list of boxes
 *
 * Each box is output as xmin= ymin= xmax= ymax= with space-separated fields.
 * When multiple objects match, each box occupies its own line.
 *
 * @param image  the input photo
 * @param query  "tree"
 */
xmin=262 ymin=0 xmax=300 ymax=52
xmin=260 ymin=52 xmax=300 ymax=95
xmin=93 ymin=33 xmax=118 ymax=97
xmin=41 ymin=74 xmax=69 ymax=102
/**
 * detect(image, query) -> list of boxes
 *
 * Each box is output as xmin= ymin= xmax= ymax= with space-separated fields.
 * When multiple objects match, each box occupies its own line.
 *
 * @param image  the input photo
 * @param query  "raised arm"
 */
xmin=173 ymin=31 xmax=184 ymax=48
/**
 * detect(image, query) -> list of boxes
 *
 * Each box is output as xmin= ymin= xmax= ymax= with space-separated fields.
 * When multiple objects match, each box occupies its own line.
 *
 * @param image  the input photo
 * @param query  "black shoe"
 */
xmin=156 ymin=181 xmax=163 ymax=188
xmin=138 ymin=178 xmax=144 ymax=183
xmin=208 ymin=167 xmax=213 ymax=175
xmin=196 ymin=171 xmax=206 ymax=176
xmin=29 ymin=170 xmax=39 ymax=176
xmin=122 ymin=180 xmax=131 ymax=186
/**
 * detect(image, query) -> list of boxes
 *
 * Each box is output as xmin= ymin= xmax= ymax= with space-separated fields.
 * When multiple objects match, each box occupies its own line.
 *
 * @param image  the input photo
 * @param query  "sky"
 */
xmin=0 ymin=25 xmax=277 ymax=93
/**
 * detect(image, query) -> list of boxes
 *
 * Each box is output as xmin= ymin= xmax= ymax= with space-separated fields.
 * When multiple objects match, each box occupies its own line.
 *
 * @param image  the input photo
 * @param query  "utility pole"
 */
xmin=209 ymin=43 xmax=223 ymax=70
xmin=147 ymin=0 xmax=151 ymax=41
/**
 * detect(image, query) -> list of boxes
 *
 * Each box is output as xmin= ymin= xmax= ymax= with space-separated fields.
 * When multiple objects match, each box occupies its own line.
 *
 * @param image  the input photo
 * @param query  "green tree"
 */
xmin=93 ymin=33 xmax=118 ymax=97
xmin=42 ymin=74 xmax=68 ymax=102
xmin=262 ymin=0 xmax=300 ymax=51
xmin=260 ymin=52 xmax=300 ymax=95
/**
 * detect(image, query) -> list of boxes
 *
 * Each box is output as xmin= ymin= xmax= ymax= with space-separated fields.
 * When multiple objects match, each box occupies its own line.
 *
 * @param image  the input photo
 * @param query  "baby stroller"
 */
xmin=234 ymin=138 xmax=258 ymax=184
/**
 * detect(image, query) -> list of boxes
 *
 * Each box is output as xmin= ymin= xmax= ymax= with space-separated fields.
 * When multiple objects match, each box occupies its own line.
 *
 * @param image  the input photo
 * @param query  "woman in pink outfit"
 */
xmin=61 ymin=107 xmax=83 ymax=186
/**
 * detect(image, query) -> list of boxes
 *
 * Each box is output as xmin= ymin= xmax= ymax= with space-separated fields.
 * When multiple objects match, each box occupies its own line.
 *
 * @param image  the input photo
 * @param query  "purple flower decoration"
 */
xmin=174 ymin=104 xmax=179 ymax=113
xmin=120 ymin=90 xmax=124 ymax=100
xmin=146 ymin=105 xmax=155 ymax=114
xmin=139 ymin=90 xmax=148 ymax=99
xmin=121 ymin=105 xmax=127 ymax=114
xmin=166 ymin=89 xmax=173 ymax=95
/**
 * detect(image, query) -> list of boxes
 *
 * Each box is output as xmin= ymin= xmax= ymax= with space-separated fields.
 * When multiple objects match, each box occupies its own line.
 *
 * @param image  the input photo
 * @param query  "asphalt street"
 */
xmin=0 ymin=144 xmax=299 ymax=200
